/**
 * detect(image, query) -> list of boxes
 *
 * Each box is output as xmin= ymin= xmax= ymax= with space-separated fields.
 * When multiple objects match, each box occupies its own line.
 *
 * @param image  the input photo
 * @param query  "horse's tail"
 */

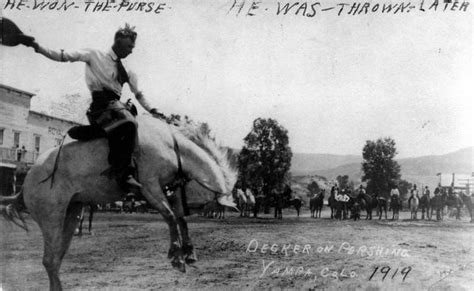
xmin=0 ymin=190 xmax=28 ymax=231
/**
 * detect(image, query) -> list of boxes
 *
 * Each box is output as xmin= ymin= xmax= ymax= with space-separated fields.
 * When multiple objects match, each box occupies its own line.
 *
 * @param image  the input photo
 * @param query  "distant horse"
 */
xmin=431 ymin=193 xmax=447 ymax=221
xmin=460 ymin=193 xmax=473 ymax=222
xmin=328 ymin=189 xmax=337 ymax=219
xmin=335 ymin=192 xmax=350 ymax=219
xmin=328 ymin=187 xmax=348 ymax=220
xmin=389 ymin=195 xmax=402 ymax=220
xmin=310 ymin=191 xmax=324 ymax=218
xmin=291 ymin=197 xmax=303 ymax=217
xmin=274 ymin=193 xmax=284 ymax=219
xmin=252 ymin=194 xmax=265 ymax=218
xmin=1 ymin=115 xmax=237 ymax=291
xmin=376 ymin=197 xmax=388 ymax=220
xmin=419 ymin=193 xmax=431 ymax=220
xmin=236 ymin=189 xmax=248 ymax=217
xmin=273 ymin=185 xmax=293 ymax=219
xmin=408 ymin=194 xmax=420 ymax=220
xmin=359 ymin=193 xmax=379 ymax=220
xmin=446 ymin=194 xmax=463 ymax=220
xmin=74 ymin=203 xmax=98 ymax=236
xmin=244 ymin=189 xmax=256 ymax=217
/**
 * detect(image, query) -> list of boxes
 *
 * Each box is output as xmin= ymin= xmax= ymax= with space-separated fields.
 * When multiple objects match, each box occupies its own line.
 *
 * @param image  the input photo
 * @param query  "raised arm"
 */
xmin=30 ymin=41 xmax=90 ymax=63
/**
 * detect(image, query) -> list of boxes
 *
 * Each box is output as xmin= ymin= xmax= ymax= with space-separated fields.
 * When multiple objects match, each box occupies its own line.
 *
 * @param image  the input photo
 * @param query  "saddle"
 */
xmin=68 ymin=110 xmax=191 ymax=217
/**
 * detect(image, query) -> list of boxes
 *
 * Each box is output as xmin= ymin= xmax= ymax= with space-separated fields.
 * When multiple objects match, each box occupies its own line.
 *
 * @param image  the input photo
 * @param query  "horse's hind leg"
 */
xmin=41 ymin=201 xmax=83 ymax=291
xmin=75 ymin=206 xmax=85 ymax=236
xmin=88 ymin=205 xmax=94 ymax=234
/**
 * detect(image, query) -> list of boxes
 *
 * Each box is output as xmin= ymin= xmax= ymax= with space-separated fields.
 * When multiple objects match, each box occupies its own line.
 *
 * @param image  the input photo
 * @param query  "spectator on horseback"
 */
xmin=23 ymin=24 xmax=164 ymax=194
xmin=423 ymin=186 xmax=430 ymax=198
xmin=408 ymin=184 xmax=419 ymax=205
xmin=390 ymin=184 xmax=400 ymax=198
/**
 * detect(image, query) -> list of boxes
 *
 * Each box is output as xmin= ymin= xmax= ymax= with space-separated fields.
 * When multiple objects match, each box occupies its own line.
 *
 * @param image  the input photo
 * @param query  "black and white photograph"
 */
xmin=0 ymin=0 xmax=473 ymax=290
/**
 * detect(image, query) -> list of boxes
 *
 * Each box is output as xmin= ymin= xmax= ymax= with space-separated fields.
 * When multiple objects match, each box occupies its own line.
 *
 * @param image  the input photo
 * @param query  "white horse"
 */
xmin=245 ymin=189 xmax=256 ymax=217
xmin=236 ymin=188 xmax=248 ymax=217
xmin=408 ymin=192 xmax=420 ymax=220
xmin=1 ymin=115 xmax=237 ymax=291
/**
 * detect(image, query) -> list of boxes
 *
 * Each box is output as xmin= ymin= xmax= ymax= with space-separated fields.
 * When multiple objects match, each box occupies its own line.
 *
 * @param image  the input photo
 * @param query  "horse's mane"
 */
xmin=173 ymin=121 xmax=237 ymax=192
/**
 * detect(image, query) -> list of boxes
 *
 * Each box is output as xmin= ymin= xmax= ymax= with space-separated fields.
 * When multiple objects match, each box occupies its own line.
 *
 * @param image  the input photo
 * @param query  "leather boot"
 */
xmin=111 ymin=166 xmax=142 ymax=193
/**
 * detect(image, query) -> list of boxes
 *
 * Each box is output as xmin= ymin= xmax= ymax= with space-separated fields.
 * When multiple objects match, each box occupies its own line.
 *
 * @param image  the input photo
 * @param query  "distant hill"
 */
xmin=290 ymin=153 xmax=361 ymax=176
xmin=293 ymin=147 xmax=473 ymax=190
xmin=231 ymin=146 xmax=472 ymax=195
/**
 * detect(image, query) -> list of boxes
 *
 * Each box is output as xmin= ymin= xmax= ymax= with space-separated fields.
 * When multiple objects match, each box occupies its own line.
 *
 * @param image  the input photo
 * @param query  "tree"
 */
xmin=238 ymin=118 xmax=292 ymax=210
xmin=362 ymin=137 xmax=401 ymax=198
xmin=336 ymin=175 xmax=350 ymax=189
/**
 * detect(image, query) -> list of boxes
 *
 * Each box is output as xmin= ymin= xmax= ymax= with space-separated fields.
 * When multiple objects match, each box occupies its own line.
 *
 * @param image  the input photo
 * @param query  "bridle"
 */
xmin=162 ymin=132 xmax=229 ymax=215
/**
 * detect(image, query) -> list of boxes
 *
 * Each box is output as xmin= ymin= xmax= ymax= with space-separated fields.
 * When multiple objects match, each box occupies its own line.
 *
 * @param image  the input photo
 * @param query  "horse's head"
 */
xmin=174 ymin=123 xmax=238 ymax=210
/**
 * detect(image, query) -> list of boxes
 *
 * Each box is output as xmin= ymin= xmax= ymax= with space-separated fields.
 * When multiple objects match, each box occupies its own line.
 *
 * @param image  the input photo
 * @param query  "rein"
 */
xmin=163 ymin=134 xmax=191 ymax=215
xmin=39 ymin=134 xmax=67 ymax=188
xmin=163 ymin=129 xmax=229 ymax=215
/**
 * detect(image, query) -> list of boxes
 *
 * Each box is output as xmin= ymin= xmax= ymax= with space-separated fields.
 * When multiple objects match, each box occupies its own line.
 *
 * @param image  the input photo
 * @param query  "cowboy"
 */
xmin=390 ymin=184 xmax=400 ymax=198
xmin=423 ymin=186 xmax=430 ymax=197
xmin=22 ymin=24 xmax=164 ymax=193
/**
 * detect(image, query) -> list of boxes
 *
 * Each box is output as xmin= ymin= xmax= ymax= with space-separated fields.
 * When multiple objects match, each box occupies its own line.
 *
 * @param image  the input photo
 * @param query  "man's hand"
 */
xmin=18 ymin=35 xmax=39 ymax=51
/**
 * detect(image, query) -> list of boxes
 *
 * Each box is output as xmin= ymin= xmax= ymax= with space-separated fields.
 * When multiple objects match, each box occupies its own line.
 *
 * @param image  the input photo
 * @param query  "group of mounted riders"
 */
xmin=308 ymin=183 xmax=473 ymax=222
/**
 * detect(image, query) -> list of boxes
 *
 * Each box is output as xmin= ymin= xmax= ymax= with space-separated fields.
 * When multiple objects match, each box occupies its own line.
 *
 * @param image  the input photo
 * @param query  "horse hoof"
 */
xmin=168 ymin=243 xmax=181 ymax=259
xmin=185 ymin=254 xmax=198 ymax=265
xmin=171 ymin=257 xmax=186 ymax=273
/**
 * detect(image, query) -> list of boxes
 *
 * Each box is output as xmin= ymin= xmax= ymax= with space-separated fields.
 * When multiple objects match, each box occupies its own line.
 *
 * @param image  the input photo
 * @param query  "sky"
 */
xmin=1 ymin=0 xmax=473 ymax=158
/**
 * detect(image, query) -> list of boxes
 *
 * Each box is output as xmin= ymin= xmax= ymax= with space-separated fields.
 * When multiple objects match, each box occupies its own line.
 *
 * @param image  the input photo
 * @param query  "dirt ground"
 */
xmin=1 ymin=208 xmax=473 ymax=290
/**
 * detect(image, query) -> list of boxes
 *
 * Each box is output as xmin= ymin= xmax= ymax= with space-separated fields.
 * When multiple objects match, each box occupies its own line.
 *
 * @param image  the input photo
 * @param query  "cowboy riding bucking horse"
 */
xmin=5 ymin=18 xmax=165 ymax=194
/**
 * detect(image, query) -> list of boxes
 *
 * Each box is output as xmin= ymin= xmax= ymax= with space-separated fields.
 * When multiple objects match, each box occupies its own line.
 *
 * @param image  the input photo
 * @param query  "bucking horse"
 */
xmin=1 ymin=115 xmax=237 ymax=291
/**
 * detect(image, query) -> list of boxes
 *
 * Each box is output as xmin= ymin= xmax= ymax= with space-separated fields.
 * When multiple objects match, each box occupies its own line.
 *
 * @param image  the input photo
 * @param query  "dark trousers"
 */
xmin=69 ymin=122 xmax=135 ymax=174
xmin=71 ymin=90 xmax=137 ymax=182
xmin=107 ymin=122 xmax=136 ymax=172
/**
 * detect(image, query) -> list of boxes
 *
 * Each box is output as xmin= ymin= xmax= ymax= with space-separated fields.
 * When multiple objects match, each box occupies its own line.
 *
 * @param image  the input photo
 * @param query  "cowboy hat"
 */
xmin=1 ymin=17 xmax=35 ymax=47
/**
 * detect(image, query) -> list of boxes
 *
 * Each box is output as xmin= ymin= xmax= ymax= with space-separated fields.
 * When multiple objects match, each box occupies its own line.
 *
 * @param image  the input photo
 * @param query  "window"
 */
xmin=0 ymin=128 xmax=4 ymax=145
xmin=34 ymin=135 xmax=41 ymax=153
xmin=13 ymin=131 xmax=20 ymax=148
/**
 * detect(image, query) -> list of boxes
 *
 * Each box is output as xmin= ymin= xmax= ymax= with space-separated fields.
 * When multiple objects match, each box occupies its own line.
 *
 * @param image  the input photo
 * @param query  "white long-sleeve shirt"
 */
xmin=36 ymin=45 xmax=153 ymax=111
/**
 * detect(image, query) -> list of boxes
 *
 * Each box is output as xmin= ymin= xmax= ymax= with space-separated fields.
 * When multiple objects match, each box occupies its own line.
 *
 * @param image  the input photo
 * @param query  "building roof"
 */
xmin=0 ymin=84 xmax=35 ymax=98
xmin=29 ymin=110 xmax=82 ymax=126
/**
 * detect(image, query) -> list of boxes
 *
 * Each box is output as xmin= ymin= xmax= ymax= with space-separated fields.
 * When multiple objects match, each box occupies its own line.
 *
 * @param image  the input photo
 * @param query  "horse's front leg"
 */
xmin=142 ymin=178 xmax=185 ymax=272
xmin=168 ymin=188 xmax=198 ymax=264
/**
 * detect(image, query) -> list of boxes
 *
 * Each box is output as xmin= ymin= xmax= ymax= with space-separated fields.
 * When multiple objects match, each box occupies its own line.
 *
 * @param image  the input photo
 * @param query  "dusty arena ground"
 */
xmin=1 ymin=209 xmax=473 ymax=290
